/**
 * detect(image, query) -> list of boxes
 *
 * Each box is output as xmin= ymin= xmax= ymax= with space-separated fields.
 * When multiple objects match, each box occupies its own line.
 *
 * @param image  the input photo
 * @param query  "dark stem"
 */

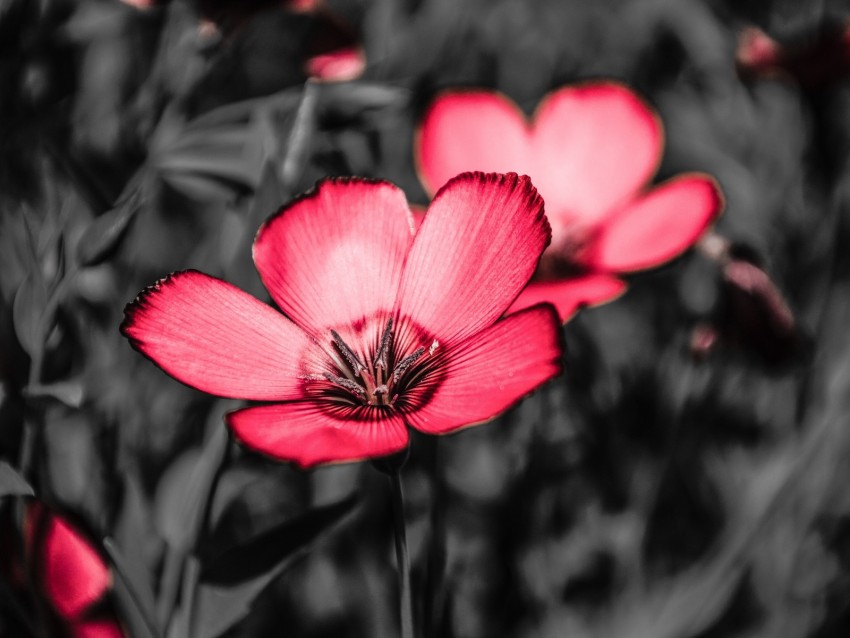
xmin=390 ymin=470 xmax=414 ymax=638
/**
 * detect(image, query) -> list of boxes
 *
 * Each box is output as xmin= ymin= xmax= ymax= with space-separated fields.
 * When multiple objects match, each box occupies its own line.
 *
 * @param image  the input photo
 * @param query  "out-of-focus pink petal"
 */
xmin=508 ymin=275 xmax=627 ymax=323
xmin=227 ymin=402 xmax=409 ymax=468
xmin=26 ymin=505 xmax=110 ymax=621
xmin=253 ymin=178 xmax=414 ymax=337
xmin=306 ymin=47 xmax=366 ymax=81
xmin=409 ymin=204 xmax=427 ymax=232
xmin=531 ymin=82 xmax=662 ymax=227
xmin=417 ymin=84 xmax=662 ymax=230
xmin=587 ymin=174 xmax=723 ymax=272
xmin=736 ymin=27 xmax=783 ymax=75
xmin=417 ymin=92 xmax=530 ymax=196
xmin=122 ymin=271 xmax=312 ymax=401
xmin=395 ymin=172 xmax=549 ymax=348
xmin=404 ymin=305 xmax=562 ymax=435
xmin=71 ymin=619 xmax=125 ymax=638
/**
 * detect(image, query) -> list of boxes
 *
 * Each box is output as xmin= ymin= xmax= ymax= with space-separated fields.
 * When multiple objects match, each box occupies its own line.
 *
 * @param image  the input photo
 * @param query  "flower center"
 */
xmin=305 ymin=318 xmax=439 ymax=407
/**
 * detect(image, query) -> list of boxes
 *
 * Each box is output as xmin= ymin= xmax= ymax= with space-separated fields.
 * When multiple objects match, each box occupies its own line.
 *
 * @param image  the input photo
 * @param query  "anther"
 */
xmin=393 ymin=346 xmax=426 ymax=382
xmin=331 ymin=330 xmax=366 ymax=375
xmin=429 ymin=339 xmax=439 ymax=356
xmin=374 ymin=317 xmax=394 ymax=370
xmin=322 ymin=372 xmax=367 ymax=399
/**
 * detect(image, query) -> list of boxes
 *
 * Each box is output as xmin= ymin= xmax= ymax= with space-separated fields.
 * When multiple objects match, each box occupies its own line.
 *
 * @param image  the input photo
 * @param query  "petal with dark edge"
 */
xmin=227 ymin=402 xmax=409 ymax=468
xmin=26 ymin=504 xmax=110 ymax=621
xmin=530 ymin=82 xmax=662 ymax=227
xmin=417 ymin=91 xmax=530 ymax=196
xmin=122 ymin=271 xmax=313 ymax=401
xmin=395 ymin=172 xmax=549 ymax=348
xmin=253 ymin=178 xmax=415 ymax=337
xmin=404 ymin=304 xmax=562 ymax=435
xmin=586 ymin=174 xmax=723 ymax=273
xmin=508 ymin=274 xmax=627 ymax=323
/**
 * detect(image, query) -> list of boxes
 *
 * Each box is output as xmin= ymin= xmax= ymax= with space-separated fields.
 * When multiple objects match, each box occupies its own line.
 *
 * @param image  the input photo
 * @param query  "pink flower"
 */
xmin=24 ymin=503 xmax=124 ymax=638
xmin=417 ymin=82 xmax=724 ymax=322
xmin=122 ymin=173 xmax=563 ymax=468
xmin=737 ymin=23 xmax=850 ymax=90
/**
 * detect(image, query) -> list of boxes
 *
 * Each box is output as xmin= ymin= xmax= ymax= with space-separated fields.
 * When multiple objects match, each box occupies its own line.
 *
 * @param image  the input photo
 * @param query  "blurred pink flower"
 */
xmin=122 ymin=173 xmax=563 ymax=468
xmin=120 ymin=0 xmax=365 ymax=82
xmin=24 ymin=503 xmax=124 ymax=638
xmin=417 ymin=82 xmax=724 ymax=322
xmin=693 ymin=234 xmax=802 ymax=366
xmin=737 ymin=23 xmax=850 ymax=90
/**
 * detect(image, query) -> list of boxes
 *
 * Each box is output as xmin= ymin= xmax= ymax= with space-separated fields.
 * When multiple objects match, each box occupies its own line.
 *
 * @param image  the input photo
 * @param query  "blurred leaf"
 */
xmin=149 ymin=96 xmax=281 ymax=205
xmin=76 ymin=192 xmax=140 ymax=267
xmin=191 ymin=496 xmax=358 ymax=638
xmin=12 ymin=270 xmax=48 ymax=357
xmin=220 ymin=161 xmax=283 ymax=293
xmin=24 ymin=380 xmax=85 ymax=408
xmin=168 ymin=556 xmax=201 ymax=638
xmin=154 ymin=424 xmax=228 ymax=553
xmin=280 ymin=81 xmax=318 ymax=189
xmin=250 ymin=161 xmax=285 ymax=227
xmin=315 ymin=81 xmax=409 ymax=128
xmin=200 ymin=495 xmax=358 ymax=584
xmin=104 ymin=538 xmax=162 ymax=638
xmin=0 ymin=460 xmax=33 ymax=498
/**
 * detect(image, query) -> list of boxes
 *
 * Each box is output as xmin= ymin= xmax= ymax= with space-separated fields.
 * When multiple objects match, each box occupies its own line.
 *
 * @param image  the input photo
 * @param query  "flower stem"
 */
xmin=390 ymin=470 xmax=414 ymax=638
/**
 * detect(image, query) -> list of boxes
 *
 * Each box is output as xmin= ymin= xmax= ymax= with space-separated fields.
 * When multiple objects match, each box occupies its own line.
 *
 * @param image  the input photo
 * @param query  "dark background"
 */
xmin=2 ymin=0 xmax=850 ymax=637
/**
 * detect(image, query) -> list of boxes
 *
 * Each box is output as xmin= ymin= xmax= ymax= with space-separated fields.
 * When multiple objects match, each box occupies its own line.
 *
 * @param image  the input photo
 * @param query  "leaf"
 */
xmin=191 ymin=496 xmax=358 ymax=638
xmin=0 ymin=461 xmax=34 ymax=498
xmin=153 ymin=118 xmax=266 ymax=203
xmin=24 ymin=380 xmax=85 ymax=408
xmin=200 ymin=495 xmax=358 ymax=585
xmin=76 ymin=194 xmax=139 ymax=267
xmin=153 ymin=419 xmax=229 ymax=553
xmin=316 ymin=81 xmax=410 ymax=128
xmin=12 ymin=270 xmax=49 ymax=357
xmin=104 ymin=538 xmax=162 ymax=638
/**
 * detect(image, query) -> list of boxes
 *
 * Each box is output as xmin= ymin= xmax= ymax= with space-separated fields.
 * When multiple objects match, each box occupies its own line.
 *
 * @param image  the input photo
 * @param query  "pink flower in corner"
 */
xmin=122 ymin=173 xmax=563 ymax=468
xmin=24 ymin=503 xmax=124 ymax=638
xmin=417 ymin=82 xmax=724 ymax=322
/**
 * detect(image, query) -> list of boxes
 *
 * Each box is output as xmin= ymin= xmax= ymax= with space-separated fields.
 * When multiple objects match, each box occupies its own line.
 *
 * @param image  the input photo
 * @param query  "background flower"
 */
xmin=417 ymin=82 xmax=724 ymax=321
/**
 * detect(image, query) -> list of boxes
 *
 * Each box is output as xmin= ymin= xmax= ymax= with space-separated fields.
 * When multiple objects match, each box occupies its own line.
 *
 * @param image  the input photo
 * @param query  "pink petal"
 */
xmin=417 ymin=91 xmax=530 ymax=196
xmin=71 ymin=619 xmax=125 ymax=638
xmin=122 ymin=271 xmax=312 ymax=401
xmin=587 ymin=174 xmax=723 ymax=272
xmin=253 ymin=178 xmax=415 ymax=337
xmin=306 ymin=47 xmax=366 ymax=82
xmin=508 ymin=275 xmax=628 ymax=323
xmin=404 ymin=305 xmax=562 ymax=435
xmin=416 ymin=84 xmax=662 ymax=230
xmin=227 ymin=402 xmax=410 ymax=468
xmin=409 ymin=204 xmax=427 ymax=232
xmin=26 ymin=504 xmax=110 ymax=621
xmin=395 ymin=172 xmax=549 ymax=347
xmin=530 ymin=82 xmax=662 ymax=227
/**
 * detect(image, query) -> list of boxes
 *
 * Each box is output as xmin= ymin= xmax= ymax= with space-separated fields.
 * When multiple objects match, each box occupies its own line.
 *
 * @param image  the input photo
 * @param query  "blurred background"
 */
xmin=3 ymin=0 xmax=850 ymax=636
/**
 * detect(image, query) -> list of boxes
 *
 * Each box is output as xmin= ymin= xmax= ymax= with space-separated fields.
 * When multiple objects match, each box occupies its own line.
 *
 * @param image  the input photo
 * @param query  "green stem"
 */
xmin=390 ymin=470 xmax=414 ymax=638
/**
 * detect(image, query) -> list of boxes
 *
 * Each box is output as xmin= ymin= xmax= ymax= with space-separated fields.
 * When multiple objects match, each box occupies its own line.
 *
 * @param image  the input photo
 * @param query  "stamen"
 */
xmin=331 ymin=329 xmax=365 ymax=375
xmin=322 ymin=372 xmax=367 ymax=399
xmin=374 ymin=317 xmax=394 ymax=370
xmin=429 ymin=339 xmax=440 ymax=356
xmin=393 ymin=346 xmax=426 ymax=382
xmin=373 ymin=384 xmax=390 ymax=406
